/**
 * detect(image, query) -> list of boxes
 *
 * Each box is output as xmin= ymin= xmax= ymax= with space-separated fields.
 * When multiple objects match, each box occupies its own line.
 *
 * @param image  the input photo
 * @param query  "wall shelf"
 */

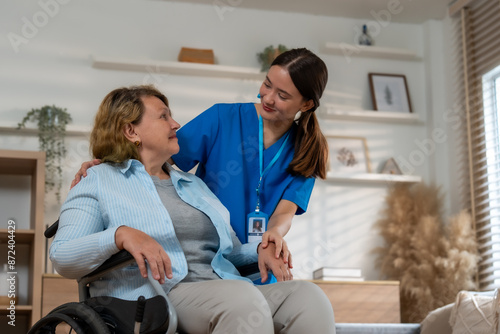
xmin=0 ymin=229 xmax=34 ymax=244
xmin=91 ymin=56 xmax=266 ymax=81
xmin=320 ymin=107 xmax=420 ymax=124
xmin=0 ymin=124 xmax=90 ymax=136
xmin=323 ymin=42 xmax=421 ymax=61
xmin=0 ymin=305 xmax=32 ymax=313
xmin=325 ymin=173 xmax=421 ymax=185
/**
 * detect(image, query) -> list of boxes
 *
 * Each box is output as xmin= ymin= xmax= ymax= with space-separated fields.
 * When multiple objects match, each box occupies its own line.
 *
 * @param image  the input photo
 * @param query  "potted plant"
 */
xmin=257 ymin=44 xmax=288 ymax=72
xmin=374 ymin=183 xmax=479 ymax=323
xmin=18 ymin=105 xmax=72 ymax=202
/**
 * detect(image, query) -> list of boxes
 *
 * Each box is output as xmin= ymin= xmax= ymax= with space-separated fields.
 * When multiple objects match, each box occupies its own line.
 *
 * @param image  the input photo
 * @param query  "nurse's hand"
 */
xmin=257 ymin=242 xmax=293 ymax=283
xmin=261 ymin=229 xmax=292 ymax=268
xmin=115 ymin=226 xmax=173 ymax=284
xmin=70 ymin=159 xmax=101 ymax=189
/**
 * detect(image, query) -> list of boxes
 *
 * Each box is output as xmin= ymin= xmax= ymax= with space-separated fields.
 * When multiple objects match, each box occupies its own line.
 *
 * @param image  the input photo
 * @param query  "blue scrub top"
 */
xmin=173 ymin=103 xmax=315 ymax=243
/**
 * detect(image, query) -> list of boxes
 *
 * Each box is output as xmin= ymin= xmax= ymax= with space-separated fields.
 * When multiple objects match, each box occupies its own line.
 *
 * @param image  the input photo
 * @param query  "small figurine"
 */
xmin=358 ymin=24 xmax=374 ymax=46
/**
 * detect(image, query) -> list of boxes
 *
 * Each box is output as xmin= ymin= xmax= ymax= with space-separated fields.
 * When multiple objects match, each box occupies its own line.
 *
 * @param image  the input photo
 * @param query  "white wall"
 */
xmin=0 ymin=0 xmax=453 ymax=280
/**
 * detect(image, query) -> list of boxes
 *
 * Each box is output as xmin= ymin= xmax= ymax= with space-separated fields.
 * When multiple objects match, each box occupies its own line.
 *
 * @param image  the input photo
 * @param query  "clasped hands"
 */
xmin=116 ymin=226 xmax=293 ymax=284
xmin=259 ymin=228 xmax=293 ymax=282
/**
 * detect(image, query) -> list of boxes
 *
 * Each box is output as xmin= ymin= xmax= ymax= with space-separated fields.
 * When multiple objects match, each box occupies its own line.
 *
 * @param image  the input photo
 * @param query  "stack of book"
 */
xmin=312 ymin=267 xmax=364 ymax=281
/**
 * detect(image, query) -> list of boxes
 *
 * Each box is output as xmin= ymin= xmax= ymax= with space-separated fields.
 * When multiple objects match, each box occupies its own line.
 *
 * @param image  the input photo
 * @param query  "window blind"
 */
xmin=452 ymin=0 xmax=500 ymax=290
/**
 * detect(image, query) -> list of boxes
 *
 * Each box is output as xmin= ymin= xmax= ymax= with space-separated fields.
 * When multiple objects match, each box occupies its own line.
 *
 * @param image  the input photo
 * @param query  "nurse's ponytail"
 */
xmin=290 ymin=111 xmax=328 ymax=179
xmin=271 ymin=48 xmax=329 ymax=179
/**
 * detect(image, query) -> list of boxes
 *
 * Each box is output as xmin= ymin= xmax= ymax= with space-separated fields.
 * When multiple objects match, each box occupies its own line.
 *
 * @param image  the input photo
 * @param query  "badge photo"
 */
xmin=247 ymin=211 xmax=268 ymax=243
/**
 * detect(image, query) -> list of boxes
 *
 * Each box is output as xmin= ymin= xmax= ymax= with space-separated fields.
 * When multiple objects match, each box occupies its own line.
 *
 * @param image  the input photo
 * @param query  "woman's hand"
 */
xmin=70 ymin=159 xmax=102 ymax=189
xmin=261 ymin=229 xmax=292 ymax=268
xmin=257 ymin=242 xmax=293 ymax=283
xmin=115 ymin=226 xmax=172 ymax=283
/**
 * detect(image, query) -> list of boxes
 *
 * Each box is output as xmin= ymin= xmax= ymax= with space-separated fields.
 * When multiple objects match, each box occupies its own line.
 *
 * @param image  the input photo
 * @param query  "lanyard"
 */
xmin=256 ymin=115 xmax=290 ymax=211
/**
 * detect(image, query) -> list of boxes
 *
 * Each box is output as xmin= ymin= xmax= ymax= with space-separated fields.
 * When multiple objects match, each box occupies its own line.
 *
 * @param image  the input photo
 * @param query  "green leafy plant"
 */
xmin=256 ymin=44 xmax=288 ymax=72
xmin=17 ymin=105 xmax=72 ymax=202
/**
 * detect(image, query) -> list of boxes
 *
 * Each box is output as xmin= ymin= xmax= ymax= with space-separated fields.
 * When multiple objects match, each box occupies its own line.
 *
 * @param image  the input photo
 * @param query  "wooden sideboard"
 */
xmin=311 ymin=280 xmax=401 ymax=323
xmin=42 ymin=274 xmax=78 ymax=317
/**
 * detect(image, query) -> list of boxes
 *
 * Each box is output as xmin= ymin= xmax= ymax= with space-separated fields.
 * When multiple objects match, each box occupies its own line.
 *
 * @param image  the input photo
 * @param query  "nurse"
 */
xmin=71 ymin=48 xmax=329 ymax=270
xmin=172 ymin=48 xmax=329 ymax=266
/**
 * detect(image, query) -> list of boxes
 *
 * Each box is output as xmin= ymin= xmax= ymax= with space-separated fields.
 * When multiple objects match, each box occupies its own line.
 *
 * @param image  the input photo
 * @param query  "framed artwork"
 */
xmin=368 ymin=73 xmax=412 ymax=113
xmin=327 ymin=136 xmax=371 ymax=174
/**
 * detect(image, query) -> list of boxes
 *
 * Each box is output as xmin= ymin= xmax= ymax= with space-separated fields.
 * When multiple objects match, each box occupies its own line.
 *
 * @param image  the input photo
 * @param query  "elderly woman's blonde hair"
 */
xmin=90 ymin=85 xmax=169 ymax=163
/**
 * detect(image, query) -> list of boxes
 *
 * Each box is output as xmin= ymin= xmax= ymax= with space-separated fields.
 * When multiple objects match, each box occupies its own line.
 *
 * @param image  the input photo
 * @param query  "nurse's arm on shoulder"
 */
xmin=70 ymin=159 xmax=101 ymax=189
xmin=71 ymin=157 xmax=174 ymax=189
xmin=261 ymin=199 xmax=297 ymax=268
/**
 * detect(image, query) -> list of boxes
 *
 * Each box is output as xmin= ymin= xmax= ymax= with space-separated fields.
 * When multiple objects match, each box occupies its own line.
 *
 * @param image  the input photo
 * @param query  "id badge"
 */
xmin=246 ymin=211 xmax=268 ymax=243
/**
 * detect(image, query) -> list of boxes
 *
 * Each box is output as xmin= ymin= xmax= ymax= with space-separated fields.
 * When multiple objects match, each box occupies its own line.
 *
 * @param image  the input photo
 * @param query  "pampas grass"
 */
xmin=374 ymin=183 xmax=479 ymax=323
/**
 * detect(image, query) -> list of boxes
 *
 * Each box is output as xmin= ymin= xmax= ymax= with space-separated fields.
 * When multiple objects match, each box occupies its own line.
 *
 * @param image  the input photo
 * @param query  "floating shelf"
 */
xmin=320 ymin=107 xmax=420 ymax=124
xmin=92 ymin=56 xmax=266 ymax=81
xmin=0 ymin=305 xmax=32 ymax=314
xmin=325 ymin=173 xmax=422 ymax=185
xmin=0 ymin=124 xmax=91 ymax=136
xmin=323 ymin=42 xmax=421 ymax=61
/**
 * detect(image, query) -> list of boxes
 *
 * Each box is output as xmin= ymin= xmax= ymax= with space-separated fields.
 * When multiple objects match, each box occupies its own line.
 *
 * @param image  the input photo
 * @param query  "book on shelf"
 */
xmin=313 ymin=267 xmax=362 ymax=280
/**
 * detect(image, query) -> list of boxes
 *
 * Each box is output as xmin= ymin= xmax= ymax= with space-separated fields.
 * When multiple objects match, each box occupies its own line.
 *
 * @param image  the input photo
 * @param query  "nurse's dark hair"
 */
xmin=271 ymin=48 xmax=329 ymax=179
xmin=90 ymin=85 xmax=169 ymax=163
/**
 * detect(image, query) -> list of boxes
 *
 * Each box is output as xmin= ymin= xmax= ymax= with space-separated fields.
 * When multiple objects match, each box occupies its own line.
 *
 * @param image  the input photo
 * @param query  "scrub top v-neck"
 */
xmin=173 ymin=103 xmax=315 ymax=243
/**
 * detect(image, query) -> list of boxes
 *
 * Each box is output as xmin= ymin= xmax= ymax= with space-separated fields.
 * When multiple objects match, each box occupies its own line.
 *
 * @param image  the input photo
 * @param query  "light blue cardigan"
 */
xmin=50 ymin=160 xmax=259 ymax=300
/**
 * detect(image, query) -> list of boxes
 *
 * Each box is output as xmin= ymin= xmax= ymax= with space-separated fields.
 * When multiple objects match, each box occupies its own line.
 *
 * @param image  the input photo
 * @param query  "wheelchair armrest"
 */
xmin=83 ymin=249 xmax=135 ymax=279
xmin=78 ymin=250 xmax=135 ymax=301
xmin=44 ymin=219 xmax=59 ymax=238
xmin=88 ymin=251 xmax=259 ymax=279
xmin=237 ymin=262 xmax=259 ymax=277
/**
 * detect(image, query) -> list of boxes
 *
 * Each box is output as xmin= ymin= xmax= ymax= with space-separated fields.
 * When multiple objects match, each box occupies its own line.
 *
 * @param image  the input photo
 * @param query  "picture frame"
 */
xmin=327 ymin=136 xmax=371 ymax=174
xmin=368 ymin=73 xmax=412 ymax=113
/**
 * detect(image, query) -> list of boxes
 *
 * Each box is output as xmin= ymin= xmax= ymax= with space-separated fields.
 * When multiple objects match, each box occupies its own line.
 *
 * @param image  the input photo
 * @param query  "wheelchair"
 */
xmin=29 ymin=221 xmax=259 ymax=334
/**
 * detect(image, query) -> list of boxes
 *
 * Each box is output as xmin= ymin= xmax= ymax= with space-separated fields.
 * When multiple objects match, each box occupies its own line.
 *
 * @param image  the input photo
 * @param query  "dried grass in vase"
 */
xmin=374 ymin=183 xmax=479 ymax=323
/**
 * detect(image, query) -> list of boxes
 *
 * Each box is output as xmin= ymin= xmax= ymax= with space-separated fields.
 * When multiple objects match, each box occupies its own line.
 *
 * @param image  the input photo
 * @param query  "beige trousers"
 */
xmin=167 ymin=279 xmax=336 ymax=334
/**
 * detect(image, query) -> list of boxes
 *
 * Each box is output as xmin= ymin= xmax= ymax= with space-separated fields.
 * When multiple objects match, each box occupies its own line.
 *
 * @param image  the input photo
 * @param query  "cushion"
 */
xmin=421 ymin=303 xmax=454 ymax=334
xmin=449 ymin=290 xmax=500 ymax=334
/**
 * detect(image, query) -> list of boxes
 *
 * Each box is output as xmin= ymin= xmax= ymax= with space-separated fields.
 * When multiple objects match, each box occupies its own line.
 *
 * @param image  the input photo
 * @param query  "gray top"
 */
xmin=152 ymin=176 xmax=221 ymax=282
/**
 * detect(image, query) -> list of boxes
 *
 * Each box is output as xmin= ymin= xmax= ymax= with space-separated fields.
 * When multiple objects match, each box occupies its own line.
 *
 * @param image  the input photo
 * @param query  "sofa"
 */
xmin=333 ymin=290 xmax=499 ymax=334
xmin=336 ymin=323 xmax=420 ymax=333
xmin=420 ymin=290 xmax=499 ymax=334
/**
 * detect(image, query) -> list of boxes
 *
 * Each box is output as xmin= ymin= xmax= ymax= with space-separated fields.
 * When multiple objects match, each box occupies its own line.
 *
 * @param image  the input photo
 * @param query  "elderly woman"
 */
xmin=50 ymin=85 xmax=335 ymax=334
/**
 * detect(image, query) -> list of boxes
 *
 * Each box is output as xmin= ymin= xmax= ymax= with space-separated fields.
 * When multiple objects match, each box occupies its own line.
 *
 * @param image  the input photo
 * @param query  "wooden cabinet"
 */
xmin=41 ymin=274 xmax=78 ymax=317
xmin=0 ymin=149 xmax=45 ymax=333
xmin=311 ymin=280 xmax=401 ymax=323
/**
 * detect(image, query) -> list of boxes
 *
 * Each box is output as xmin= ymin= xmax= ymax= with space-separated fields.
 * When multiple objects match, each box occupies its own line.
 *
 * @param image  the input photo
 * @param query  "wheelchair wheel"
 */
xmin=28 ymin=302 xmax=111 ymax=334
